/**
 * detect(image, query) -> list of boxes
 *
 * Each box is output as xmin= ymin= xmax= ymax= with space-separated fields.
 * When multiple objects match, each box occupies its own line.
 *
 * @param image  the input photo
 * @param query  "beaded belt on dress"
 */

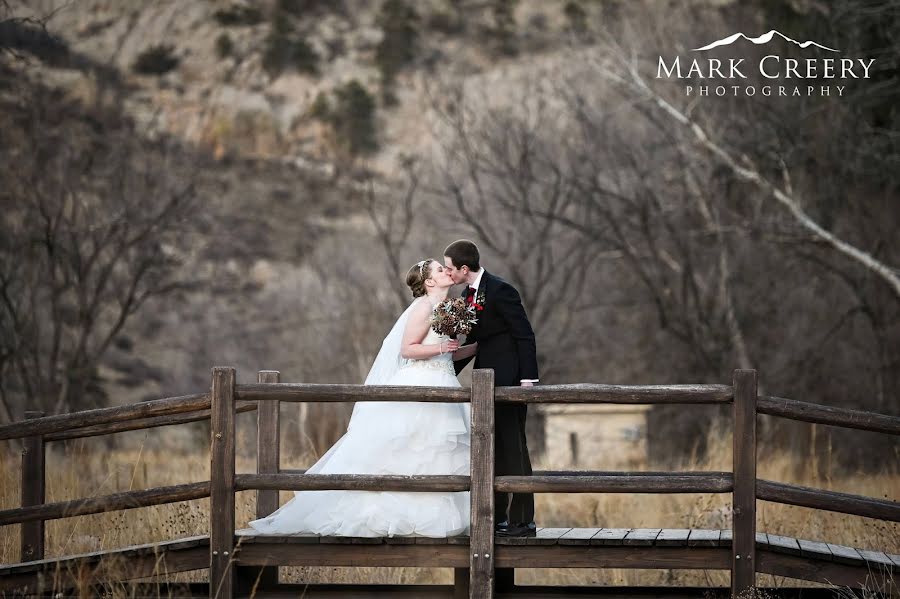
xmin=402 ymin=358 xmax=455 ymax=376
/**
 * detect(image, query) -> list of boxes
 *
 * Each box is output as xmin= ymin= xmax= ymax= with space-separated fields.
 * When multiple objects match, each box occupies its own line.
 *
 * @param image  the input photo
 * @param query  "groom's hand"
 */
xmin=520 ymin=381 xmax=534 ymax=387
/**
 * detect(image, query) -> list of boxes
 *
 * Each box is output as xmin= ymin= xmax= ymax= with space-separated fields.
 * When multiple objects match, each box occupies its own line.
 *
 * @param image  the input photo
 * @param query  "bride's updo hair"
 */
xmin=406 ymin=259 xmax=434 ymax=298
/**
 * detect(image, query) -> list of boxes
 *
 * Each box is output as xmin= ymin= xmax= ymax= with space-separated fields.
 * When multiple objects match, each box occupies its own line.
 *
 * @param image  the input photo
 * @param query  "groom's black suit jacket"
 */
xmin=454 ymin=271 xmax=538 ymax=386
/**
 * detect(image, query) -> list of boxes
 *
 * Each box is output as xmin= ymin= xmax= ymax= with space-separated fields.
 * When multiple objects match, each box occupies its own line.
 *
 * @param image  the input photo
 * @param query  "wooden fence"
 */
xmin=1 ymin=368 xmax=899 ymax=598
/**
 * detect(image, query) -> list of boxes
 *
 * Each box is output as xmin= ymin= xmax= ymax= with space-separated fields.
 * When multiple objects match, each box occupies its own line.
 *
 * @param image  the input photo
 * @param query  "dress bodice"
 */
xmin=422 ymin=326 xmax=449 ymax=346
xmin=401 ymin=302 xmax=454 ymax=376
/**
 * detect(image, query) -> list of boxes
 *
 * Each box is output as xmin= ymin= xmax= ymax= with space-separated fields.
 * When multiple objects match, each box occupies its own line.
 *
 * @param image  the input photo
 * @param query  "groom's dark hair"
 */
xmin=444 ymin=239 xmax=480 ymax=271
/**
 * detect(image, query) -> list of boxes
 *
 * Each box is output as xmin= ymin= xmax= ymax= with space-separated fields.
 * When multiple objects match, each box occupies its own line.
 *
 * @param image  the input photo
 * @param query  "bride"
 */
xmin=248 ymin=259 xmax=477 ymax=537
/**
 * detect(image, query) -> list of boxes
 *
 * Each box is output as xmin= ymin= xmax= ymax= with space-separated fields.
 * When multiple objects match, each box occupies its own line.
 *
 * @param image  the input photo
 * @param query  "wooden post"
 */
xmin=469 ymin=369 xmax=495 ymax=598
xmin=732 ymin=369 xmax=757 ymax=596
xmin=241 ymin=370 xmax=280 ymax=590
xmin=21 ymin=410 xmax=45 ymax=563
xmin=210 ymin=367 xmax=236 ymax=599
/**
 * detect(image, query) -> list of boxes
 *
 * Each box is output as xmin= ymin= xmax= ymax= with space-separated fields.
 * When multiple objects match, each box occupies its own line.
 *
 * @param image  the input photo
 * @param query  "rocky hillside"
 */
xmin=12 ymin=0 xmax=631 ymax=175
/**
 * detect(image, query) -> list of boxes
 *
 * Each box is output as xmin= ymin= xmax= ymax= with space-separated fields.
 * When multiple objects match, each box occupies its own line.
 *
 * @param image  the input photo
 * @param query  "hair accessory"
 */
xmin=418 ymin=259 xmax=430 ymax=278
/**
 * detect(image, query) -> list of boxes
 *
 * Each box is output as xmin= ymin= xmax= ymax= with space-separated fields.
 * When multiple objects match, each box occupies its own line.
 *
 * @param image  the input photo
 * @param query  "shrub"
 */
xmin=320 ymin=81 xmax=378 ymax=157
xmin=132 ymin=44 xmax=179 ymax=75
xmin=528 ymin=12 xmax=548 ymax=32
xmin=213 ymin=4 xmax=263 ymax=26
xmin=490 ymin=0 xmax=518 ymax=56
xmin=276 ymin=0 xmax=334 ymax=16
xmin=427 ymin=10 xmax=463 ymax=35
xmin=309 ymin=92 xmax=331 ymax=120
xmin=375 ymin=0 xmax=419 ymax=104
xmin=563 ymin=1 xmax=588 ymax=34
xmin=324 ymin=35 xmax=346 ymax=60
xmin=215 ymin=33 xmax=234 ymax=59
xmin=262 ymin=16 xmax=320 ymax=76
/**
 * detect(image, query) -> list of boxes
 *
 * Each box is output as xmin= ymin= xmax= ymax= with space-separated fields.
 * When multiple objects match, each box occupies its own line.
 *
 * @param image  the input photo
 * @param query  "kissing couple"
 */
xmin=249 ymin=239 xmax=539 ymax=538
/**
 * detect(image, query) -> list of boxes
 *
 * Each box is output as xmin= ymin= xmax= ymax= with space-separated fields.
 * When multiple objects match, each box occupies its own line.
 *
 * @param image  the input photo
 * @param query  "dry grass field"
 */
xmin=1 ymin=425 xmax=897 ymax=595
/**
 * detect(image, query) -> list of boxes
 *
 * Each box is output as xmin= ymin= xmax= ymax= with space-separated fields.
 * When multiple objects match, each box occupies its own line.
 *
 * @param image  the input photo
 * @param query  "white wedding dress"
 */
xmin=248 ymin=298 xmax=471 ymax=537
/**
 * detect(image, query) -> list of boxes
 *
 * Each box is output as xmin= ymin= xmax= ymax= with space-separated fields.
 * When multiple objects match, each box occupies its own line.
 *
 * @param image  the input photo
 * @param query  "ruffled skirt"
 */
xmin=248 ymin=362 xmax=470 ymax=537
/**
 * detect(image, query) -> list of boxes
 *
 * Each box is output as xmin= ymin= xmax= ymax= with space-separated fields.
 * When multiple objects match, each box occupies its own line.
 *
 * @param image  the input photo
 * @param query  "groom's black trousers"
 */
xmin=494 ymin=403 xmax=534 ymax=524
xmin=454 ymin=269 xmax=539 ymax=526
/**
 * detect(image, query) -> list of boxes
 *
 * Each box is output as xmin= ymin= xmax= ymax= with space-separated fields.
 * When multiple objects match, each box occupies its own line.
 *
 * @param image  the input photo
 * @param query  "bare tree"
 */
xmin=591 ymin=38 xmax=900 ymax=303
xmin=426 ymin=82 xmax=609 ymax=381
xmin=581 ymin=29 xmax=899 ymax=423
xmin=0 ymin=77 xmax=201 ymax=421
xmin=363 ymin=159 xmax=421 ymax=311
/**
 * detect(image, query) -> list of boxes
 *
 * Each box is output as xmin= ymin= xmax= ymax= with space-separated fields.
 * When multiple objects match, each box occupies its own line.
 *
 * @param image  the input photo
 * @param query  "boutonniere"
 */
xmin=474 ymin=289 xmax=486 ymax=311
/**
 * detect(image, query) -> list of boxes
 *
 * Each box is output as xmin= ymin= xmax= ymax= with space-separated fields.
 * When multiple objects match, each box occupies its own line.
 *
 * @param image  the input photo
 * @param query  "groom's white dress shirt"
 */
xmin=469 ymin=267 xmax=538 ymax=385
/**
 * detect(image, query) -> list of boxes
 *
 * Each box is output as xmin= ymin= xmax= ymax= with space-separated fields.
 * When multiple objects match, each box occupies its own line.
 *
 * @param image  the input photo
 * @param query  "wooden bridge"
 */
xmin=1 ymin=368 xmax=898 ymax=598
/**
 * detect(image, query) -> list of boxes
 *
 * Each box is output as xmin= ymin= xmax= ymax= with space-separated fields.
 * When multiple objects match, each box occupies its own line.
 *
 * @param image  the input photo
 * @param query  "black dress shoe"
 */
xmin=496 ymin=522 xmax=537 ymax=537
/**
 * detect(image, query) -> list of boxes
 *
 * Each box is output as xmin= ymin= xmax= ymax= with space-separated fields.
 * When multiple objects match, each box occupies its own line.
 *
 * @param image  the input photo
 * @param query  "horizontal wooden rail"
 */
xmin=0 ymin=482 xmax=210 ymax=526
xmin=236 ymin=382 xmax=733 ymax=404
xmin=44 ymin=401 xmax=256 ymax=442
xmin=757 ymin=395 xmax=900 ymax=436
xmin=757 ymin=479 xmax=900 ymax=522
xmin=495 ymin=472 xmax=733 ymax=493
xmin=533 ymin=469 xmax=723 ymax=477
xmin=237 ymin=383 xmax=470 ymax=403
xmin=495 ymin=384 xmax=733 ymax=404
xmin=45 ymin=401 xmax=258 ymax=442
xmin=235 ymin=472 xmax=732 ymax=494
xmin=0 ymin=535 xmax=210 ymax=593
xmin=235 ymin=473 xmax=470 ymax=492
xmin=0 ymin=394 xmax=209 ymax=441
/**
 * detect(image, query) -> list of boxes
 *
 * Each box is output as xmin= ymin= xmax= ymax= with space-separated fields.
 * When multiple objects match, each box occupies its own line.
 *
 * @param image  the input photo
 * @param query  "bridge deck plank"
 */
xmin=413 ymin=536 xmax=450 ymax=545
xmin=623 ymin=528 xmax=662 ymax=546
xmin=4 ymin=529 xmax=888 ymax=564
xmin=4 ymin=528 xmax=896 ymax=588
xmin=235 ymin=529 xmax=319 ymax=544
xmin=1 ymin=535 xmax=208 ymax=575
xmin=827 ymin=542 xmax=864 ymax=566
xmin=321 ymin=536 xmax=383 ymax=545
xmin=767 ymin=533 xmax=802 ymax=556
xmin=558 ymin=528 xmax=602 ymax=545
xmin=655 ymin=529 xmax=690 ymax=546
xmin=798 ymin=538 xmax=832 ymax=561
xmin=590 ymin=528 xmax=632 ymax=545
xmin=383 ymin=536 xmax=416 ymax=545
xmin=496 ymin=527 xmax=573 ymax=546
xmin=856 ymin=548 xmax=895 ymax=568
xmin=446 ymin=535 xmax=470 ymax=545
xmin=687 ymin=529 xmax=720 ymax=547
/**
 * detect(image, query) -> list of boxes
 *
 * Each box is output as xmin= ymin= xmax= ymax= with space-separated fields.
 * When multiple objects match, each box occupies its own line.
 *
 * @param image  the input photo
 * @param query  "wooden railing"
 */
xmin=1 ymin=368 xmax=898 ymax=598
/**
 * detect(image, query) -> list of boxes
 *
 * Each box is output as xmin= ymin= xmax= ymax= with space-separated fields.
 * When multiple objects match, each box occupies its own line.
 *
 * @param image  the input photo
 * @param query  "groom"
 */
xmin=444 ymin=239 xmax=538 ymax=538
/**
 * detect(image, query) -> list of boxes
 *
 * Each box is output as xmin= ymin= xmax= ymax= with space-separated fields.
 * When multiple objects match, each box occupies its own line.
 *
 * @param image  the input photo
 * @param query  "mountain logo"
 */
xmin=656 ymin=30 xmax=870 ymax=97
xmin=692 ymin=30 xmax=839 ymax=53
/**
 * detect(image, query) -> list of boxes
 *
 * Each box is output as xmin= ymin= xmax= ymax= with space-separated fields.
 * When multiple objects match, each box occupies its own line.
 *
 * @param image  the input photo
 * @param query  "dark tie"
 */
xmin=465 ymin=286 xmax=476 ymax=305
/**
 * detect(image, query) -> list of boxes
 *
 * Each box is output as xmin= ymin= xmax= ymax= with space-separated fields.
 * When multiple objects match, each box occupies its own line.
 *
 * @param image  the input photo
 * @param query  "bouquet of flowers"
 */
xmin=430 ymin=298 xmax=478 ymax=338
